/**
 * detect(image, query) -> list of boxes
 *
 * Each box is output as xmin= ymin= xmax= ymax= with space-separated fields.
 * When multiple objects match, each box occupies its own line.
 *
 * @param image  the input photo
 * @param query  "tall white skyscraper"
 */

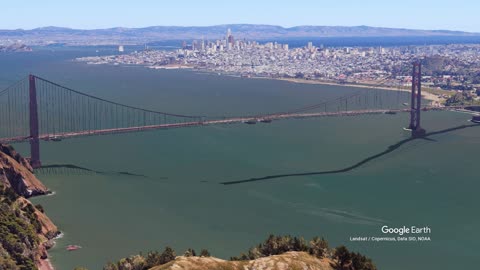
xmin=226 ymin=28 xmax=232 ymax=40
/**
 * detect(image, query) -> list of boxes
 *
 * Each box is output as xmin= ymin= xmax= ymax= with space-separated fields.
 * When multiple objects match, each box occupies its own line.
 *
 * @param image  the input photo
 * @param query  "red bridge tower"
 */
xmin=29 ymin=75 xmax=41 ymax=169
xmin=408 ymin=62 xmax=426 ymax=137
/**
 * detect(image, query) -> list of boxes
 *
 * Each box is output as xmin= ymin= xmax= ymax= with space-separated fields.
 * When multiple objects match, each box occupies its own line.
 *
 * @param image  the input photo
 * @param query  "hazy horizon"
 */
xmin=2 ymin=0 xmax=479 ymax=32
xmin=2 ymin=23 xmax=478 ymax=33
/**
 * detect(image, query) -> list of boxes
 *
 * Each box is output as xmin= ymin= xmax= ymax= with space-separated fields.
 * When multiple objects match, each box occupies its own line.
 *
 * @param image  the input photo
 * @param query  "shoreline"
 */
xmin=36 ymin=191 xmax=60 ymax=270
xmin=142 ymin=64 xmax=446 ymax=103
xmin=249 ymin=76 xmax=444 ymax=103
xmin=38 ymin=258 xmax=55 ymax=270
xmin=0 ymin=144 xmax=59 ymax=270
xmin=79 ymin=60 xmax=449 ymax=104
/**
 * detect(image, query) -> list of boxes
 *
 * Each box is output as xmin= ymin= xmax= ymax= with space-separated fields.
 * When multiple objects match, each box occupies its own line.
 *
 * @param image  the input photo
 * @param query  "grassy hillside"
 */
xmin=100 ymin=235 xmax=376 ymax=270
xmin=152 ymin=251 xmax=333 ymax=270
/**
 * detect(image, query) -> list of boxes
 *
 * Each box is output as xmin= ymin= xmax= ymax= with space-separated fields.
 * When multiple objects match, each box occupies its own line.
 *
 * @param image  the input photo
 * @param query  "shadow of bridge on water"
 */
xmin=220 ymin=122 xmax=480 ymax=185
xmin=33 ymin=123 xmax=479 ymax=184
xmin=35 ymin=164 xmax=150 ymax=178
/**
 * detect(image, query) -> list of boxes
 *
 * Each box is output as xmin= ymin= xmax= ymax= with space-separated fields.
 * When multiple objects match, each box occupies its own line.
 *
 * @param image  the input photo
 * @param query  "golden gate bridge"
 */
xmin=0 ymin=62 xmax=478 ymax=168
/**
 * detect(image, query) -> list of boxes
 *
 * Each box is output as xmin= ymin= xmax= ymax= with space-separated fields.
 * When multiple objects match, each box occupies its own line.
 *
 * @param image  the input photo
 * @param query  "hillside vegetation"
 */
xmin=0 ymin=185 xmax=48 ymax=270
xmin=98 ymin=235 xmax=376 ymax=270
xmin=0 ymin=144 xmax=59 ymax=270
xmin=152 ymin=251 xmax=332 ymax=270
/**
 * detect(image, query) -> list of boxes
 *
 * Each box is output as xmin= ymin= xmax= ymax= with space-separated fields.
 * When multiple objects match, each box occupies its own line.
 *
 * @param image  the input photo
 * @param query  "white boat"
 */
xmin=51 ymin=136 xmax=62 ymax=142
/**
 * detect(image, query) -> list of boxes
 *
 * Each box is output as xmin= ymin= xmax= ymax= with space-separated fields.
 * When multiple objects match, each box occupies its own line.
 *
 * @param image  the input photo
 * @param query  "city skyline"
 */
xmin=2 ymin=0 xmax=480 ymax=32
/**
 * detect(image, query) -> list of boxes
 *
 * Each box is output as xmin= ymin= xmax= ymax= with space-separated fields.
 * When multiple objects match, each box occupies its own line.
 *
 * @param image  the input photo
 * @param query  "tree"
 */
xmin=0 ymin=256 xmax=19 ymax=270
xmin=145 ymin=251 xmax=162 ymax=268
xmin=445 ymin=91 xmax=475 ymax=106
xmin=130 ymin=255 xmax=146 ymax=270
xmin=331 ymin=246 xmax=377 ymax=270
xmin=160 ymin=246 xmax=176 ymax=264
xmin=35 ymin=204 xmax=45 ymax=213
xmin=103 ymin=262 xmax=118 ymax=270
xmin=1 ymin=186 xmax=19 ymax=204
xmin=292 ymin=236 xmax=308 ymax=252
xmin=260 ymin=234 xmax=279 ymax=256
xmin=116 ymin=258 xmax=131 ymax=270
xmin=332 ymin=246 xmax=352 ymax=270
xmin=199 ymin=249 xmax=210 ymax=257
xmin=277 ymin=235 xmax=293 ymax=253
xmin=247 ymin=247 xmax=262 ymax=260
xmin=183 ymin=248 xmax=196 ymax=257
xmin=239 ymin=253 xmax=249 ymax=261
xmin=308 ymin=237 xmax=329 ymax=258
xmin=351 ymin=252 xmax=377 ymax=270
xmin=112 ymin=256 xmax=145 ymax=270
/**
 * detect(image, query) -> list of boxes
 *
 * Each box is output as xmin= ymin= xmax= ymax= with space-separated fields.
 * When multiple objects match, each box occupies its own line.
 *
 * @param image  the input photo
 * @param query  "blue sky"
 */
xmin=2 ymin=0 xmax=479 ymax=32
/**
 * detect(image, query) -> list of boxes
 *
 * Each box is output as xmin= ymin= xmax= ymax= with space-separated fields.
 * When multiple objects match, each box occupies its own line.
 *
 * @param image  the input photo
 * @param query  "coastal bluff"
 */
xmin=0 ymin=143 xmax=59 ymax=270
xmin=0 ymin=144 xmax=49 ymax=197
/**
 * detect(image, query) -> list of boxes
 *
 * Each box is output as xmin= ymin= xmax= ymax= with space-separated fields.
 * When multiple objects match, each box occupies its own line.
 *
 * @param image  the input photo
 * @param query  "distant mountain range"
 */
xmin=1 ymin=24 xmax=479 ymax=46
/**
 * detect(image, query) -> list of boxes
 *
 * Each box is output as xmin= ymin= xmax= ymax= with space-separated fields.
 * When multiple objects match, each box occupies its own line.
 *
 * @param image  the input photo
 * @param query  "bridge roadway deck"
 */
xmin=0 ymin=107 xmax=471 ymax=144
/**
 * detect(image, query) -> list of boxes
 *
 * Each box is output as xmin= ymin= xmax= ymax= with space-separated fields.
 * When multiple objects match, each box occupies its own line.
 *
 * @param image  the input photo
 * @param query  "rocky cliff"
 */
xmin=0 ymin=144 xmax=58 ymax=270
xmin=0 ymin=144 xmax=50 ymax=197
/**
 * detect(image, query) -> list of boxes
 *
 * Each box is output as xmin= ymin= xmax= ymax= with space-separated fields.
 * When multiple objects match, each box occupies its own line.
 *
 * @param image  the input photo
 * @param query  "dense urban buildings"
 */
xmin=77 ymin=29 xmax=480 ymax=98
xmin=0 ymin=43 xmax=32 ymax=52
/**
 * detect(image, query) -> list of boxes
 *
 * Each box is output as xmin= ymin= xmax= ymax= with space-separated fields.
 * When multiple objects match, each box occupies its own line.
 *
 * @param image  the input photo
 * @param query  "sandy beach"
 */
xmin=149 ymin=64 xmax=193 ymax=70
xmin=263 ymin=77 xmax=444 ymax=103
xmin=196 ymin=69 xmax=446 ymax=103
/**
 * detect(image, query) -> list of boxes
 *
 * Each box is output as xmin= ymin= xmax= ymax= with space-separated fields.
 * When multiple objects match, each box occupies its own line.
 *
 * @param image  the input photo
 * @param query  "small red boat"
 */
xmin=66 ymin=245 xmax=82 ymax=251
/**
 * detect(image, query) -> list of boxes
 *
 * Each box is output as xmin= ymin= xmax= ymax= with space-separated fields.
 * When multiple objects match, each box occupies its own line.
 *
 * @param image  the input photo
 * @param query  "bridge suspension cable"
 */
xmin=0 ymin=73 xmax=476 ymax=145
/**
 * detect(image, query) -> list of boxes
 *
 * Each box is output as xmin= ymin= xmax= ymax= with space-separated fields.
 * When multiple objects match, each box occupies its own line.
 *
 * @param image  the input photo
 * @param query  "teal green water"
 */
xmin=1 ymin=48 xmax=479 ymax=270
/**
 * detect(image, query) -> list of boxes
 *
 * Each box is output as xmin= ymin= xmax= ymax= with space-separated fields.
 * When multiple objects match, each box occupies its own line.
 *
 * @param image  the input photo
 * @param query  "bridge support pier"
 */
xmin=472 ymin=115 xmax=480 ymax=123
xmin=408 ymin=62 xmax=426 ymax=137
xmin=29 ymin=75 xmax=41 ymax=169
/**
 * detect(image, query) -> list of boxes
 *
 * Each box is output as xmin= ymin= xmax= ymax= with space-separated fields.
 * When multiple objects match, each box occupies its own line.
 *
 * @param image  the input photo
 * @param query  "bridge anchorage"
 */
xmin=407 ymin=61 xmax=426 ymax=137
xmin=473 ymin=115 xmax=480 ymax=123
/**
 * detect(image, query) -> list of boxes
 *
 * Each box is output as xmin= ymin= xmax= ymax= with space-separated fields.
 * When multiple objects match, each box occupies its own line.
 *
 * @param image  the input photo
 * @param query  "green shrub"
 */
xmin=199 ymin=249 xmax=210 ymax=257
xmin=183 ymin=248 xmax=196 ymax=257
xmin=159 ymin=247 xmax=176 ymax=264
xmin=331 ymin=246 xmax=377 ymax=270
xmin=103 ymin=262 xmax=118 ymax=270
xmin=103 ymin=235 xmax=376 ymax=270
xmin=34 ymin=204 xmax=44 ymax=213
xmin=232 ymin=234 xmax=314 ymax=260
xmin=144 ymin=251 xmax=162 ymax=268
xmin=0 ymin=196 xmax=40 ymax=270
xmin=308 ymin=237 xmax=329 ymax=258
